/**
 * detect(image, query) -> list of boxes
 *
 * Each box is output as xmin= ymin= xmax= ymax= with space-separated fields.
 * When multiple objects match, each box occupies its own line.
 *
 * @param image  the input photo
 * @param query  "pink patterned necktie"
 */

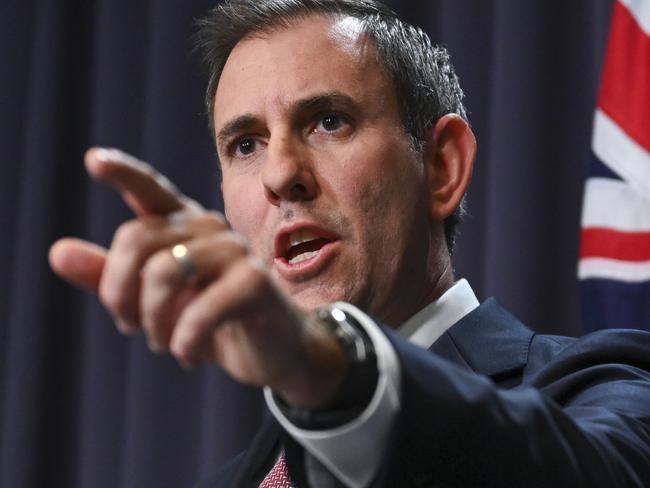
xmin=259 ymin=452 xmax=294 ymax=488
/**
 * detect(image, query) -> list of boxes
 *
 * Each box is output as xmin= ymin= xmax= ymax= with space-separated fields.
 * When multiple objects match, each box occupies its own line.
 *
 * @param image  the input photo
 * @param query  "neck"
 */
xmin=379 ymin=236 xmax=455 ymax=328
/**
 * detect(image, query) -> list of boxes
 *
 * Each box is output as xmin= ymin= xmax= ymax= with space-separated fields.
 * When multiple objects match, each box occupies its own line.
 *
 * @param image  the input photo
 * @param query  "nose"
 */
xmin=261 ymin=133 xmax=317 ymax=205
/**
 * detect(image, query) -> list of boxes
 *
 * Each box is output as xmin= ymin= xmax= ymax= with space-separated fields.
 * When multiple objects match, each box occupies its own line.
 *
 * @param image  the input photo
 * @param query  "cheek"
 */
xmin=351 ymin=152 xmax=424 ymax=254
xmin=222 ymin=179 xmax=266 ymax=247
xmin=343 ymin=144 xmax=421 ymax=220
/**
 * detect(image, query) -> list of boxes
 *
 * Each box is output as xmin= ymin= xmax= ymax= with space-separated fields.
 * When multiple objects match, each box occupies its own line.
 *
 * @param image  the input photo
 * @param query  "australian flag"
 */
xmin=579 ymin=0 xmax=650 ymax=331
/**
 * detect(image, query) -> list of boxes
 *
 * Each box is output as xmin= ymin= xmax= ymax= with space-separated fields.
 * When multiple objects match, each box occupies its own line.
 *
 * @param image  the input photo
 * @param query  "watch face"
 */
xmin=317 ymin=306 xmax=369 ymax=363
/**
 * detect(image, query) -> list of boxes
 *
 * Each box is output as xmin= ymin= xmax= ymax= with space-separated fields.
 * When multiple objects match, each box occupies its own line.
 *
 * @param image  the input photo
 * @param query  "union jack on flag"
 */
xmin=579 ymin=0 xmax=650 ymax=331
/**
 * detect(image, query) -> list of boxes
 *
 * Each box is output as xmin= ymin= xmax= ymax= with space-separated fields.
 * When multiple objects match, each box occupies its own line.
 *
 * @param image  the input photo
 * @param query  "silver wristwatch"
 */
xmin=315 ymin=304 xmax=370 ymax=364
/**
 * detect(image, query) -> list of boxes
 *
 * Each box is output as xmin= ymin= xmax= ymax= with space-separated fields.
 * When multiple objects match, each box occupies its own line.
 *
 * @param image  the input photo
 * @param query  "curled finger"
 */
xmin=168 ymin=256 xmax=272 ymax=372
xmin=140 ymin=232 xmax=249 ymax=353
xmin=99 ymin=211 xmax=225 ymax=333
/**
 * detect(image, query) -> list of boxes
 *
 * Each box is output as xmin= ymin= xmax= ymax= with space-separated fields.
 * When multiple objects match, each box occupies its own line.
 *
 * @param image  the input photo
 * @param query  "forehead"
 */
xmin=213 ymin=15 xmax=392 ymax=130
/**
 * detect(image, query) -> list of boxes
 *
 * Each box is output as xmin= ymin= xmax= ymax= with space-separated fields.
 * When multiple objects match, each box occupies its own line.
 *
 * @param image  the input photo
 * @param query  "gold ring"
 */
xmin=171 ymin=243 xmax=196 ymax=282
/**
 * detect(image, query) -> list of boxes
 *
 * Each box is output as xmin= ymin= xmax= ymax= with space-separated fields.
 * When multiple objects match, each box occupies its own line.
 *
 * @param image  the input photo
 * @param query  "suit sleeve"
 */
xmin=380 ymin=329 xmax=650 ymax=487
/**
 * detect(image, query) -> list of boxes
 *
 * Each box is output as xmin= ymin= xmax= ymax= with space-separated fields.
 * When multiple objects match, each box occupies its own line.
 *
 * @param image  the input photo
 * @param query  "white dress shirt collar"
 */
xmin=397 ymin=279 xmax=480 ymax=349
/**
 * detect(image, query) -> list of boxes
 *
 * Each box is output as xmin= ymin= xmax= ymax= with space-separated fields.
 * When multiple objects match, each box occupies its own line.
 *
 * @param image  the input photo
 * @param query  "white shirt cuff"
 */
xmin=264 ymin=302 xmax=401 ymax=488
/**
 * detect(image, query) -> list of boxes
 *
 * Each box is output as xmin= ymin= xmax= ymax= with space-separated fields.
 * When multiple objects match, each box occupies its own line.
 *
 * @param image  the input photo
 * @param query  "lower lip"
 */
xmin=274 ymin=240 xmax=339 ymax=282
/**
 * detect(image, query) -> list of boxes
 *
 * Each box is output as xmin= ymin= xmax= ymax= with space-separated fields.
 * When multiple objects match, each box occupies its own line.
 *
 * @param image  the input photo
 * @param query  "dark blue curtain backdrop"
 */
xmin=0 ymin=1 xmax=614 ymax=486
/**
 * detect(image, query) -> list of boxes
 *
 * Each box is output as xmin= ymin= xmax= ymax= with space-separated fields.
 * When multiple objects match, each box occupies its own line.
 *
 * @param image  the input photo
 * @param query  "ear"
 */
xmin=423 ymin=114 xmax=476 ymax=222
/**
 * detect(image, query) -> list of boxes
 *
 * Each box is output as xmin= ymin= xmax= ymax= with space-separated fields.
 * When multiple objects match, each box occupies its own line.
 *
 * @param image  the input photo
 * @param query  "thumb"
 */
xmin=49 ymin=238 xmax=107 ymax=292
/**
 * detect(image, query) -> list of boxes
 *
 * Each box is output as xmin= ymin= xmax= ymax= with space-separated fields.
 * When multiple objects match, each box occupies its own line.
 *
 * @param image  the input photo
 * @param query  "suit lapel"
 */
xmin=229 ymin=413 xmax=282 ymax=487
xmin=431 ymin=298 xmax=535 ymax=380
xmin=428 ymin=332 xmax=474 ymax=372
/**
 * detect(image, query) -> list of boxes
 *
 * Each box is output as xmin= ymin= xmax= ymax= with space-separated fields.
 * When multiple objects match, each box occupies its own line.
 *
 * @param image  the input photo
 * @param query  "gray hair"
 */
xmin=195 ymin=0 xmax=469 ymax=251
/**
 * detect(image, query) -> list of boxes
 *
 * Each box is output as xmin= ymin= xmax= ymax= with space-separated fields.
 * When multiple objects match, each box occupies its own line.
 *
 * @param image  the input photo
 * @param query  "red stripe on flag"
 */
xmin=580 ymin=228 xmax=650 ymax=261
xmin=598 ymin=1 xmax=650 ymax=153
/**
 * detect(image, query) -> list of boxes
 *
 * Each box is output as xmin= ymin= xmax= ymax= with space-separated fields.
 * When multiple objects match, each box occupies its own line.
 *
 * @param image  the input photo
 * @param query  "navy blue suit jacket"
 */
xmin=198 ymin=299 xmax=650 ymax=487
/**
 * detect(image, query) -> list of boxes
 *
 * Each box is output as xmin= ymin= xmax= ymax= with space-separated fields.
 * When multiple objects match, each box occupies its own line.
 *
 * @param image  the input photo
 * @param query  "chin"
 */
xmin=284 ymin=283 xmax=351 ymax=311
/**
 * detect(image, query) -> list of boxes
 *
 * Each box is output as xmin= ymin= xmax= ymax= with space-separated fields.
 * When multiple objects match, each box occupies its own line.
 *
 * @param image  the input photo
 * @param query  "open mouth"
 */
xmin=277 ymin=227 xmax=336 ymax=265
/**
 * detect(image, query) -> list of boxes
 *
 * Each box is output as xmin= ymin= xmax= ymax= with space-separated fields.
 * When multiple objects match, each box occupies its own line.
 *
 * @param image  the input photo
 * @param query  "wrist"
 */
xmin=275 ymin=310 xmax=349 ymax=409
xmin=274 ymin=304 xmax=376 ymax=411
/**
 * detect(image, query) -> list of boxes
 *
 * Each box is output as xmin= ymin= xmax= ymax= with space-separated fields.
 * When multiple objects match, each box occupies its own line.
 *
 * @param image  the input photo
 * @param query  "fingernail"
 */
xmin=148 ymin=339 xmax=164 ymax=354
xmin=94 ymin=147 xmax=125 ymax=163
xmin=179 ymin=359 xmax=197 ymax=371
xmin=94 ymin=148 xmax=112 ymax=162
xmin=115 ymin=319 xmax=137 ymax=336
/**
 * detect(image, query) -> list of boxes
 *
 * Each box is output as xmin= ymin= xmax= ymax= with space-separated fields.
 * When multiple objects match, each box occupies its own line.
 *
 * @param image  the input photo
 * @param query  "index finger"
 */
xmin=85 ymin=147 xmax=201 ymax=216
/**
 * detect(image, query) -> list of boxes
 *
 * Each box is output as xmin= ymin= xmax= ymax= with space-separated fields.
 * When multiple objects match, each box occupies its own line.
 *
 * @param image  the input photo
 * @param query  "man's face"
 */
xmin=214 ymin=15 xmax=435 ymax=324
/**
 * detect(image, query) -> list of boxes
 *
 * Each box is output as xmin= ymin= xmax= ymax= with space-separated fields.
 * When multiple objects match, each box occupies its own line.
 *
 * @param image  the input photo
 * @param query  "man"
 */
xmin=49 ymin=0 xmax=650 ymax=486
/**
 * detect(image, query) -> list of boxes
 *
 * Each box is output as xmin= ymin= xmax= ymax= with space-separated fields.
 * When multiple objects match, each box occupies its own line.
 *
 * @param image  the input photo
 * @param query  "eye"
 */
xmin=226 ymin=136 xmax=262 ymax=160
xmin=314 ymin=113 xmax=350 ymax=134
xmin=236 ymin=138 xmax=256 ymax=156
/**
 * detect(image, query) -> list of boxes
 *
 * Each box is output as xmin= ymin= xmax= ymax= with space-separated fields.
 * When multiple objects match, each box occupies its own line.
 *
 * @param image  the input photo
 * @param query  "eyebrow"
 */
xmin=216 ymin=91 xmax=358 ymax=146
xmin=216 ymin=114 xmax=259 ymax=147
xmin=294 ymin=91 xmax=357 ymax=113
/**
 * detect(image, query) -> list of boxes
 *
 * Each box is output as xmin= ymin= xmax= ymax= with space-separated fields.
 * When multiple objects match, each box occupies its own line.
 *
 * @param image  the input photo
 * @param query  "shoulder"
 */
xmin=528 ymin=327 xmax=650 ymax=369
xmin=524 ymin=328 xmax=650 ymax=404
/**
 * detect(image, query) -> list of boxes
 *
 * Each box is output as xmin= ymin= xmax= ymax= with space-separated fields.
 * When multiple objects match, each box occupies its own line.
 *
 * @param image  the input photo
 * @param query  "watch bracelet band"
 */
xmin=276 ymin=305 xmax=378 ymax=430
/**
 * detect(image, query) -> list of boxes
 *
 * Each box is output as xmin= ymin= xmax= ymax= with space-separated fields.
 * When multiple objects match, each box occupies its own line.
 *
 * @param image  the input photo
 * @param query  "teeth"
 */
xmin=284 ymin=228 xmax=329 ymax=264
xmin=289 ymin=250 xmax=318 ymax=264
xmin=288 ymin=228 xmax=319 ymax=249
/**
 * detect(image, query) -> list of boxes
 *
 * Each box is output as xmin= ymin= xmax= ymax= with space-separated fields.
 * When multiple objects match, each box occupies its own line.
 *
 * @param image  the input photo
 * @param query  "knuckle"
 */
xmin=98 ymin=279 xmax=130 ymax=315
xmin=186 ymin=210 xmax=227 ymax=234
xmin=142 ymin=250 xmax=175 ymax=286
xmin=113 ymin=217 xmax=166 ymax=257
xmin=180 ymin=196 xmax=204 ymax=213
xmin=217 ymin=232 xmax=249 ymax=257
xmin=204 ymin=210 xmax=227 ymax=229
xmin=113 ymin=219 xmax=147 ymax=249
xmin=153 ymin=170 xmax=177 ymax=191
